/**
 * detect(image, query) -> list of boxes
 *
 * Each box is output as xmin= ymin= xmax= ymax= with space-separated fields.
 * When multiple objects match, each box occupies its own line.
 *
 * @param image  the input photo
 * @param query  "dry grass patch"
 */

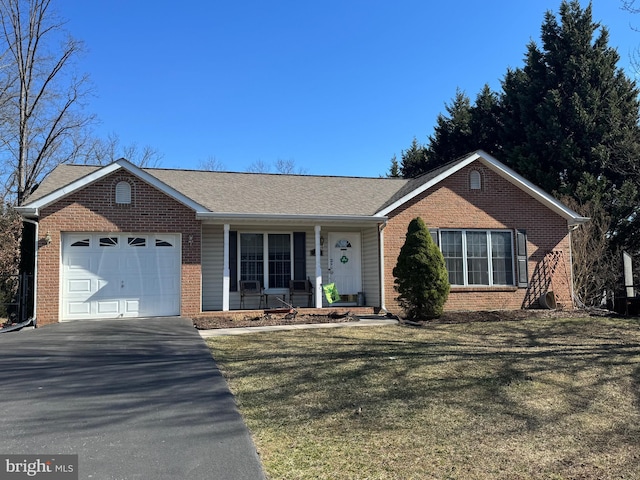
xmin=207 ymin=317 xmax=640 ymax=479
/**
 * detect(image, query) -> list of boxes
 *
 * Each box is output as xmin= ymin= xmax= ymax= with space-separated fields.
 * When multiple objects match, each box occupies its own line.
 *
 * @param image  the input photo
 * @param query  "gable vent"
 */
xmin=115 ymin=181 xmax=132 ymax=204
xmin=469 ymin=170 xmax=482 ymax=190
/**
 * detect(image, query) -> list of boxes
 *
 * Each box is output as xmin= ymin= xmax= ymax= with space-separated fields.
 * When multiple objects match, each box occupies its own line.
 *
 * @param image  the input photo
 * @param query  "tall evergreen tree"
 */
xmin=392 ymin=1 xmax=640 ymax=255
xmin=500 ymin=0 xmax=640 ymax=251
xmin=469 ymin=85 xmax=502 ymax=157
xmin=395 ymin=86 xmax=502 ymax=178
xmin=387 ymin=154 xmax=401 ymax=177
xmin=425 ymin=89 xmax=474 ymax=168
xmin=399 ymin=137 xmax=428 ymax=178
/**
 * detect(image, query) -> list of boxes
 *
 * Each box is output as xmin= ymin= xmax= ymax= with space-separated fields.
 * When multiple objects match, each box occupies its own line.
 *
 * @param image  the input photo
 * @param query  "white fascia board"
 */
xmin=115 ymin=159 xmax=208 ymax=213
xmin=18 ymin=159 xmax=208 ymax=217
xmin=19 ymin=162 xmax=122 ymax=216
xmin=196 ymin=212 xmax=388 ymax=225
xmin=375 ymin=152 xmax=482 ymax=217
xmin=477 ymin=151 xmax=588 ymax=225
xmin=376 ymin=150 xmax=588 ymax=225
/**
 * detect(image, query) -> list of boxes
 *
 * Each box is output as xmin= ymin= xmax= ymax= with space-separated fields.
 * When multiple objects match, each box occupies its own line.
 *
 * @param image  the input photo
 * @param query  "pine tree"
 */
xmin=499 ymin=0 xmax=640 ymax=252
xmin=392 ymin=217 xmax=450 ymax=319
xmin=399 ymin=137 xmax=428 ymax=178
xmin=387 ymin=154 xmax=401 ymax=177
xmin=426 ymin=89 xmax=474 ymax=167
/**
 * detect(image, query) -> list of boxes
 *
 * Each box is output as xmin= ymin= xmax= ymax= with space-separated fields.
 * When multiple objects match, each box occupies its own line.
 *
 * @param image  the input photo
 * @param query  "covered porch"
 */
xmin=199 ymin=215 xmax=388 ymax=312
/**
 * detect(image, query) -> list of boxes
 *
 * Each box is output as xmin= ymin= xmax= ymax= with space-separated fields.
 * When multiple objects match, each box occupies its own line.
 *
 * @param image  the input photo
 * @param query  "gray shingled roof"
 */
xmin=26 ymin=163 xmax=415 ymax=216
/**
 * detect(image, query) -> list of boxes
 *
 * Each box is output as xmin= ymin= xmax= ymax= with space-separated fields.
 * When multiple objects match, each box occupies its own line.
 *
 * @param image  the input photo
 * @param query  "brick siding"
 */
xmin=384 ymin=162 xmax=573 ymax=314
xmin=35 ymin=171 xmax=201 ymax=325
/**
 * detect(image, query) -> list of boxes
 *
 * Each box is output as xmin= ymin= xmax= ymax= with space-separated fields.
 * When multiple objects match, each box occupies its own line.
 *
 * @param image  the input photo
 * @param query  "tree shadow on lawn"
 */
xmin=210 ymin=319 xmax=640 ymax=458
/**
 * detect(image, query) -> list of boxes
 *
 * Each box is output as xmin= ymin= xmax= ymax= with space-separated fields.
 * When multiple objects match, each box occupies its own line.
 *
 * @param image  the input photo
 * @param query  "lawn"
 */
xmin=207 ymin=317 xmax=640 ymax=479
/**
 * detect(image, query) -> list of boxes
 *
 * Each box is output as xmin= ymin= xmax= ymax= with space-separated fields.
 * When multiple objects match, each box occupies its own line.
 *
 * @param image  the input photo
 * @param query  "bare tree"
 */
xmin=0 ymin=0 xmax=94 ymax=205
xmin=198 ymin=155 xmax=225 ymax=171
xmin=275 ymin=158 xmax=307 ymax=174
xmin=562 ymin=196 xmax=620 ymax=308
xmin=246 ymin=158 xmax=307 ymax=174
xmin=622 ymin=1 xmax=640 ymax=74
xmin=246 ymin=159 xmax=270 ymax=173
xmin=80 ymin=132 xmax=163 ymax=168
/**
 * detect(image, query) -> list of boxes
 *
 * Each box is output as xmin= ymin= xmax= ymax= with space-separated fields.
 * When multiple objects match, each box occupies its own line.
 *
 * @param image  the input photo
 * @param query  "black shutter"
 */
xmin=229 ymin=230 xmax=237 ymax=291
xmin=516 ymin=229 xmax=528 ymax=287
xmin=293 ymin=232 xmax=306 ymax=280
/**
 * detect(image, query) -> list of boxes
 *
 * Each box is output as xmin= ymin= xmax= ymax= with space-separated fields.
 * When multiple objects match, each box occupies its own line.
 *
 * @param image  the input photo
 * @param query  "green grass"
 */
xmin=207 ymin=317 xmax=640 ymax=479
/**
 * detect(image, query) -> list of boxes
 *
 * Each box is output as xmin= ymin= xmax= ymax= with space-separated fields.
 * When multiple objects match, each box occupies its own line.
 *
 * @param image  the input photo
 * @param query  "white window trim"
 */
xmin=115 ymin=180 xmax=132 ymax=204
xmin=237 ymin=231 xmax=294 ymax=290
xmin=438 ymin=229 xmax=515 ymax=287
xmin=469 ymin=170 xmax=482 ymax=190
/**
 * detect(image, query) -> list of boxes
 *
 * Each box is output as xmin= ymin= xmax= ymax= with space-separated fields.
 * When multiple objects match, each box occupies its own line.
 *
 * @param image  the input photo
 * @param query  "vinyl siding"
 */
xmin=202 ymin=224 xmax=224 ymax=310
xmin=201 ymin=223 xmax=381 ymax=311
xmin=361 ymin=227 xmax=380 ymax=307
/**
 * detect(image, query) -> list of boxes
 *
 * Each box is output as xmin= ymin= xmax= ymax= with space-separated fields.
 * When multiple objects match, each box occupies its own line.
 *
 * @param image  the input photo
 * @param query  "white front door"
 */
xmin=328 ymin=232 xmax=362 ymax=295
xmin=61 ymin=233 xmax=181 ymax=320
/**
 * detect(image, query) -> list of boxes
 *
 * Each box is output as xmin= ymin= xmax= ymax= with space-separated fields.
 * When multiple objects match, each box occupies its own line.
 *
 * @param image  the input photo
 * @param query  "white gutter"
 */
xmin=196 ymin=212 xmax=388 ymax=224
xmin=15 ymin=206 xmax=39 ymax=218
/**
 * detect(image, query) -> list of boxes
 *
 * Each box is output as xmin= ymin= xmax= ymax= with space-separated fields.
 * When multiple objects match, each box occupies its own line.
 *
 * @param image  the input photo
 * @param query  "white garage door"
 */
xmin=61 ymin=233 xmax=181 ymax=320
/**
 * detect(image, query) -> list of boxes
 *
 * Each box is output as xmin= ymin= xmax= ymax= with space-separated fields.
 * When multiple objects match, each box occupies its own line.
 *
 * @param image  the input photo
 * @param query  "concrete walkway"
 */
xmin=199 ymin=317 xmax=399 ymax=337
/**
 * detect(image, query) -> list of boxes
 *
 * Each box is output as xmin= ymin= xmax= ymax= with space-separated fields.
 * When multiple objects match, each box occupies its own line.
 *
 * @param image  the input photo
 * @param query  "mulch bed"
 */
xmin=192 ymin=311 xmax=358 ymax=330
xmin=192 ymin=308 xmax=603 ymax=330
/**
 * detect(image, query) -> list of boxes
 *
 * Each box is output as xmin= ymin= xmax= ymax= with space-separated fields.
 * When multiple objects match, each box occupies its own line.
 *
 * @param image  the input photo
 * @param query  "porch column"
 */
xmin=223 ymin=224 xmax=230 ymax=311
xmin=379 ymin=222 xmax=386 ymax=310
xmin=314 ymin=225 xmax=323 ymax=308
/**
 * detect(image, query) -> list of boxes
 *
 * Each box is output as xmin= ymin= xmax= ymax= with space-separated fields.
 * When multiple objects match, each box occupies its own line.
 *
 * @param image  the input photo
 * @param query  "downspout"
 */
xmin=22 ymin=218 xmax=38 ymax=325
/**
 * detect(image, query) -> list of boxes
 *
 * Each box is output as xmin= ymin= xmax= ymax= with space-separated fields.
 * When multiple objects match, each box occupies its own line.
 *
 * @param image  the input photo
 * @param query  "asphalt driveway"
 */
xmin=0 ymin=317 xmax=265 ymax=480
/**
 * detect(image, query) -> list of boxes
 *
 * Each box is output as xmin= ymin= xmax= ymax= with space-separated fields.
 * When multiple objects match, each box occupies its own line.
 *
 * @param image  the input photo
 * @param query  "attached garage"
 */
xmin=61 ymin=233 xmax=181 ymax=320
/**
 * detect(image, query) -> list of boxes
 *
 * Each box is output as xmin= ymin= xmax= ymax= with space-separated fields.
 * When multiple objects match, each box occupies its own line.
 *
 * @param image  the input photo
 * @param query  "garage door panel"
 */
xmin=67 ymin=279 xmax=92 ymax=293
xmin=62 ymin=233 xmax=181 ymax=320
xmin=97 ymin=301 xmax=120 ymax=315
xmin=67 ymin=302 xmax=91 ymax=315
xmin=124 ymin=300 xmax=140 ymax=314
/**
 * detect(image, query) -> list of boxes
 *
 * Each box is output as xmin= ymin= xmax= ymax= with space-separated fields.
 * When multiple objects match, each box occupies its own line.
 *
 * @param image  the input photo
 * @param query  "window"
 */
xmin=240 ymin=234 xmax=264 ymax=284
xmin=99 ymin=237 xmax=118 ymax=247
xmin=155 ymin=238 xmax=174 ymax=247
xmin=70 ymin=238 xmax=90 ymax=247
xmin=441 ymin=231 xmax=464 ymax=285
xmin=268 ymin=234 xmax=291 ymax=288
xmin=439 ymin=230 xmax=514 ymax=286
xmin=239 ymin=233 xmax=292 ymax=288
xmin=115 ymin=181 xmax=132 ymax=204
xmin=128 ymin=237 xmax=146 ymax=247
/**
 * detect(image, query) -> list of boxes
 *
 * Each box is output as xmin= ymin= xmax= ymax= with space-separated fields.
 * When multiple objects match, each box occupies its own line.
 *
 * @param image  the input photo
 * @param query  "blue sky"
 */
xmin=56 ymin=1 xmax=639 ymax=177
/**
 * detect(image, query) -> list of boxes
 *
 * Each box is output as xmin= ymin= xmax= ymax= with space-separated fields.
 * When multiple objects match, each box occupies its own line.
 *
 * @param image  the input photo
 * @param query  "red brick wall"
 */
xmin=36 ymin=171 xmax=202 ymax=325
xmin=384 ymin=162 xmax=573 ymax=314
